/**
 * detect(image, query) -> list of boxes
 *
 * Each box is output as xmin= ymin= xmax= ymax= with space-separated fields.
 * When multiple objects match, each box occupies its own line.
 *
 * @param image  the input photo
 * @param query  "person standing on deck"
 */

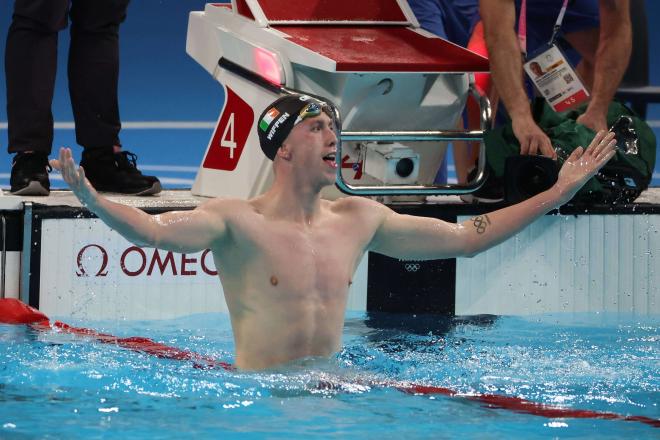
xmin=6 ymin=0 xmax=161 ymax=196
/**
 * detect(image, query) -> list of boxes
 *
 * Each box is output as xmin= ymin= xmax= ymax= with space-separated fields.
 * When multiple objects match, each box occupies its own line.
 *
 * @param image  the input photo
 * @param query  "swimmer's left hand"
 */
xmin=554 ymin=130 xmax=617 ymax=204
xmin=50 ymin=147 xmax=98 ymax=206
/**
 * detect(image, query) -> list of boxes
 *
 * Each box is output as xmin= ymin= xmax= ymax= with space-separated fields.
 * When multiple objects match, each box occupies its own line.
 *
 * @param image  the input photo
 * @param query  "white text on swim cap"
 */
xmin=267 ymin=112 xmax=290 ymax=141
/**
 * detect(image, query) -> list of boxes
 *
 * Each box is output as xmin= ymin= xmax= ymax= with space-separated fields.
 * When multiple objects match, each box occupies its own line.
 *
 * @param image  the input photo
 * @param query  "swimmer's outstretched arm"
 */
xmin=50 ymin=147 xmax=226 ymax=253
xmin=368 ymin=130 xmax=617 ymax=260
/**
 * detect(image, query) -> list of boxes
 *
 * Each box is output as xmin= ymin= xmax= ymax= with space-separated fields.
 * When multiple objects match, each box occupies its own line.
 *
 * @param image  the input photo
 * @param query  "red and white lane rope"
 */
xmin=1 ymin=299 xmax=657 ymax=428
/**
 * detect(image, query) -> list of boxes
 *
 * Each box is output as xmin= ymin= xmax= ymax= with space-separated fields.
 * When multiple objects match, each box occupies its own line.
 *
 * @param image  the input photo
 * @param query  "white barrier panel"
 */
xmin=2 ymin=252 xmax=20 ymax=300
xmin=38 ymin=218 xmax=367 ymax=320
xmin=456 ymin=214 xmax=660 ymax=316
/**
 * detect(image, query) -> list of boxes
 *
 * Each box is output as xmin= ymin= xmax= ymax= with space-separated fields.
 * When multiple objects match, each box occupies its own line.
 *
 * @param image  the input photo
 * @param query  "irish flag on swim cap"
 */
xmin=259 ymin=108 xmax=280 ymax=132
xmin=257 ymin=93 xmax=337 ymax=160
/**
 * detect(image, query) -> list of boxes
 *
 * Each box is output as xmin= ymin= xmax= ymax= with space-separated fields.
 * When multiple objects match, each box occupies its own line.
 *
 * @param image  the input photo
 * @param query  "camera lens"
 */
xmin=518 ymin=164 xmax=552 ymax=196
xmin=395 ymin=158 xmax=415 ymax=178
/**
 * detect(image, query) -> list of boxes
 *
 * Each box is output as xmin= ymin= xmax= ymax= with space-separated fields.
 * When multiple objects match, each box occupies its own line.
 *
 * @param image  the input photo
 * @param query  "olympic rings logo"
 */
xmin=404 ymin=263 xmax=421 ymax=272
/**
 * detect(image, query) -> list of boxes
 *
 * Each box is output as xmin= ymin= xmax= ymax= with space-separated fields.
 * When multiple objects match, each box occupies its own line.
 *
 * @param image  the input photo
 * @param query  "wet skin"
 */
xmin=52 ymin=113 xmax=617 ymax=370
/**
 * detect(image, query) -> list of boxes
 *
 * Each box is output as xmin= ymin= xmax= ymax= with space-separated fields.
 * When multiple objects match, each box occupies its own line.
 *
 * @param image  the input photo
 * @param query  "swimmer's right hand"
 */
xmin=554 ymin=130 xmax=617 ymax=204
xmin=50 ymin=147 xmax=99 ymax=206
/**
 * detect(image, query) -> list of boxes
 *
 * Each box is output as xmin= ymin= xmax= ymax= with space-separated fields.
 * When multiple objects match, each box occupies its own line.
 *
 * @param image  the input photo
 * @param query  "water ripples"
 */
xmin=0 ymin=312 xmax=658 ymax=438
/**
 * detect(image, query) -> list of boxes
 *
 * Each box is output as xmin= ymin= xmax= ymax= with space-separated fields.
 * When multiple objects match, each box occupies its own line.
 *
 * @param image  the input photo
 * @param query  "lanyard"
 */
xmin=518 ymin=0 xmax=527 ymax=55
xmin=518 ymin=0 xmax=570 ymax=56
xmin=549 ymin=0 xmax=570 ymax=45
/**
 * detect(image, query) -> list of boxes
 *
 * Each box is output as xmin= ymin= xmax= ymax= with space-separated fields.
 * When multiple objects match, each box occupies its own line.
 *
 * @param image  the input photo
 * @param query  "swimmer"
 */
xmin=51 ymin=94 xmax=617 ymax=371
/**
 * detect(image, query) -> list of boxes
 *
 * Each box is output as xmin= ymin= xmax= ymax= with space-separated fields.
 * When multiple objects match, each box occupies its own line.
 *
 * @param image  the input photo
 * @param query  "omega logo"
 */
xmin=76 ymin=244 xmax=218 ymax=277
xmin=76 ymin=244 xmax=109 ymax=277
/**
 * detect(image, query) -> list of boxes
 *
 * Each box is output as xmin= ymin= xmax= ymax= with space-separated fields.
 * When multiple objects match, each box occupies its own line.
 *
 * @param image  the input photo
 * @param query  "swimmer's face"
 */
xmin=281 ymin=112 xmax=338 ymax=186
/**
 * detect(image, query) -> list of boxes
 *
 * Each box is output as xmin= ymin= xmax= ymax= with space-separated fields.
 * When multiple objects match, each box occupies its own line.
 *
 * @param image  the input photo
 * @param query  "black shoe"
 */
xmin=10 ymin=152 xmax=51 ymax=196
xmin=80 ymin=148 xmax=162 ymax=195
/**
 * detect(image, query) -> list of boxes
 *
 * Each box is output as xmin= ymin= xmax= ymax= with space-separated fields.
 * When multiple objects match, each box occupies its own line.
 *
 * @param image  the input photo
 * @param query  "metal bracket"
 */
xmin=20 ymin=202 xmax=32 ymax=304
xmin=335 ymin=87 xmax=491 ymax=196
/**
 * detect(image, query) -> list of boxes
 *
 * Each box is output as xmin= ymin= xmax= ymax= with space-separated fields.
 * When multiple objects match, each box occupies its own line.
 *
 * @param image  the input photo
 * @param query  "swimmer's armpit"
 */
xmin=470 ymin=215 xmax=491 ymax=234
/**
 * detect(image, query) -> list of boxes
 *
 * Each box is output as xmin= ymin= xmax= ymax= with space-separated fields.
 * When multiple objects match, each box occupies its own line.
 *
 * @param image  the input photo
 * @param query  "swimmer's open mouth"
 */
xmin=323 ymin=153 xmax=337 ymax=168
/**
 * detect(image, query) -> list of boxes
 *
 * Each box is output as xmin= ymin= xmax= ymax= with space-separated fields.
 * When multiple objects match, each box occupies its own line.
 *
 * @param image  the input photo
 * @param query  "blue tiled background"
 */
xmin=0 ymin=0 xmax=658 ymax=189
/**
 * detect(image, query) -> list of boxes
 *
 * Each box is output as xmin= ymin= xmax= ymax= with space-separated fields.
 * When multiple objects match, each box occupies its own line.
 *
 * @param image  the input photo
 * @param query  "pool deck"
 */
xmin=2 ymin=187 xmax=660 ymax=211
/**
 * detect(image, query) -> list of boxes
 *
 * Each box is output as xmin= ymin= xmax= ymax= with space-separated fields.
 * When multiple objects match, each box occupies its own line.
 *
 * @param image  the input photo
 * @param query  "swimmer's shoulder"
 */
xmin=327 ymin=196 xmax=391 ymax=218
xmin=196 ymin=197 xmax=256 ymax=217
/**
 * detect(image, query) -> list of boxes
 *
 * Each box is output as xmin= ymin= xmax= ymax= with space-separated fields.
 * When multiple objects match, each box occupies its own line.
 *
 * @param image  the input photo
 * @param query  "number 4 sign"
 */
xmin=203 ymin=88 xmax=254 ymax=171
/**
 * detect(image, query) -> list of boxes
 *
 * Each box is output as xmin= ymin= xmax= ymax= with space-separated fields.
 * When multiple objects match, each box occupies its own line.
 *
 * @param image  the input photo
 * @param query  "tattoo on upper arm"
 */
xmin=471 ymin=215 xmax=492 ymax=234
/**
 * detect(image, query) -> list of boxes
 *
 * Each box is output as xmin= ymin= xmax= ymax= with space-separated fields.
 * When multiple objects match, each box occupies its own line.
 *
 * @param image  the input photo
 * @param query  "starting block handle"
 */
xmin=335 ymin=86 xmax=491 ymax=196
xmin=340 ymin=130 xmax=484 ymax=143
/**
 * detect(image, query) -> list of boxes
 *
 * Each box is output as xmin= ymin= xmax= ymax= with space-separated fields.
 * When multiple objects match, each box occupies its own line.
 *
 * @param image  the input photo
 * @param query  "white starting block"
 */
xmin=187 ymin=0 xmax=490 ymax=198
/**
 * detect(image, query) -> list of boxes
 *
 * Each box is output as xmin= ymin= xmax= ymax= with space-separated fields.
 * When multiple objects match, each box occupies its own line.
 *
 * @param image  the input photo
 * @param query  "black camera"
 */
xmin=504 ymin=155 xmax=558 ymax=204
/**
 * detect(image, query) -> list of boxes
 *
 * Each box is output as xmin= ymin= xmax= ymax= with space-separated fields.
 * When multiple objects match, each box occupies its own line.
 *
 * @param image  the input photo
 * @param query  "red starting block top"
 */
xmin=252 ymin=0 xmax=408 ymax=22
xmin=273 ymin=26 xmax=489 ymax=73
xmin=220 ymin=1 xmax=489 ymax=73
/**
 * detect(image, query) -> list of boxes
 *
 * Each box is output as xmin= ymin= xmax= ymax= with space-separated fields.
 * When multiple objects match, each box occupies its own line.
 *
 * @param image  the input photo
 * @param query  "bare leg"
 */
xmin=453 ymin=141 xmax=470 ymax=184
xmin=563 ymin=27 xmax=600 ymax=91
xmin=454 ymin=91 xmax=494 ymax=184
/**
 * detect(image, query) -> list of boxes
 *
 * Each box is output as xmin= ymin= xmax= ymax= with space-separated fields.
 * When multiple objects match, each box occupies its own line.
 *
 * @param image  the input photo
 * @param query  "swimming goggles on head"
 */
xmin=294 ymin=101 xmax=324 ymax=125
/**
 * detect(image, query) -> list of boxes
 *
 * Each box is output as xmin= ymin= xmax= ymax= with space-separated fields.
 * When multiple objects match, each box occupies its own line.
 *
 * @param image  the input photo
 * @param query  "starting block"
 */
xmin=186 ymin=0 xmax=491 ymax=198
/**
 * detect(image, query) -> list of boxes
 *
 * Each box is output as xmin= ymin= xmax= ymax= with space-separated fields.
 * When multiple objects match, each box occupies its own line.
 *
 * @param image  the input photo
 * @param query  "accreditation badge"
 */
xmin=523 ymin=44 xmax=589 ymax=112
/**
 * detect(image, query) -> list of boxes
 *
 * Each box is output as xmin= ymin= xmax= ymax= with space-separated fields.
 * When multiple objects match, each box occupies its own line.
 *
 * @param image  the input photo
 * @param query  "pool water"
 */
xmin=1 ymin=312 xmax=658 ymax=439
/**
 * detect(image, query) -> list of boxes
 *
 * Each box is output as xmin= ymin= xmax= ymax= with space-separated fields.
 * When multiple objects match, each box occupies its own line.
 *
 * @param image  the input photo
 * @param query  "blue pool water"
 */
xmin=1 ymin=312 xmax=658 ymax=439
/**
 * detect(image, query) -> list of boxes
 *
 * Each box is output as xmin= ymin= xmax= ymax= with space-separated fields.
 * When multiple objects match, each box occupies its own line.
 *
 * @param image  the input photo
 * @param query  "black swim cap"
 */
xmin=257 ymin=94 xmax=334 ymax=160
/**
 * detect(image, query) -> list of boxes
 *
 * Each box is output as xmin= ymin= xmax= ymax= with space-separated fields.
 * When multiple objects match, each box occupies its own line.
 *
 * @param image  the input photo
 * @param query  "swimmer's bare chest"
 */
xmin=208 ymin=201 xmax=378 ymax=369
xmin=214 ymin=208 xmax=370 ymax=313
